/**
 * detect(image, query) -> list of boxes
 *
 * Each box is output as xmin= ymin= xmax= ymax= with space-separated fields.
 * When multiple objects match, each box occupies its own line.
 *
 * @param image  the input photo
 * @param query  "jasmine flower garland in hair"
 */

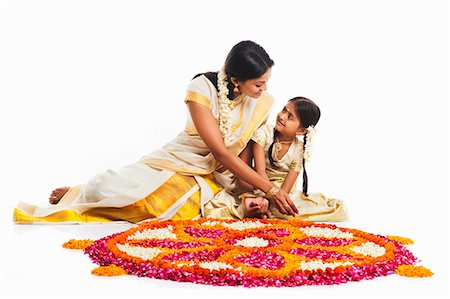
xmin=217 ymin=67 xmax=233 ymax=146
xmin=303 ymin=125 xmax=316 ymax=162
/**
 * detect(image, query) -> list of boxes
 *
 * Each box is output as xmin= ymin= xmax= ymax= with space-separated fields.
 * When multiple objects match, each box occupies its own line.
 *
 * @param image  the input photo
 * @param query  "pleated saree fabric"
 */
xmin=13 ymin=75 xmax=273 ymax=223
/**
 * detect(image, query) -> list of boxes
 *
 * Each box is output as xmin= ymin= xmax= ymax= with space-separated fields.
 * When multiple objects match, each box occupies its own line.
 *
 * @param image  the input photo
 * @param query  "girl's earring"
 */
xmin=233 ymin=84 xmax=239 ymax=93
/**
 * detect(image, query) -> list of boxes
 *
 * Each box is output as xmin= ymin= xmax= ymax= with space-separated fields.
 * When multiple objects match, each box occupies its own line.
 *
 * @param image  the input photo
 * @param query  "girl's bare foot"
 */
xmin=243 ymin=196 xmax=271 ymax=218
xmin=49 ymin=187 xmax=70 ymax=204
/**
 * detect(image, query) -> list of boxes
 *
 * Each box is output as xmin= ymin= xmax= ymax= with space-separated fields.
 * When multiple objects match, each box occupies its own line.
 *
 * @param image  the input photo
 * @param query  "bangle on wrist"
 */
xmin=265 ymin=185 xmax=280 ymax=200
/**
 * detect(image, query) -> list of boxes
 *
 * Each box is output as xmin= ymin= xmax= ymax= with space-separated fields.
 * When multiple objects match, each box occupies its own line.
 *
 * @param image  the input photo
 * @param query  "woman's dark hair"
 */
xmin=192 ymin=40 xmax=274 ymax=94
xmin=268 ymin=97 xmax=321 ymax=196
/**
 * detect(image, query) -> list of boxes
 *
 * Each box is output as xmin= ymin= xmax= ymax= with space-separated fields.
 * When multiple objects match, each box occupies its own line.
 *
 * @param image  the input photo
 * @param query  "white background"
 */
xmin=0 ymin=0 xmax=448 ymax=298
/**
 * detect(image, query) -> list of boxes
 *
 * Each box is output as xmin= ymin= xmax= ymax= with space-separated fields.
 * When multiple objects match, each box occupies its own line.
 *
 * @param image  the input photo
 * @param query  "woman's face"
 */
xmin=236 ymin=67 xmax=272 ymax=99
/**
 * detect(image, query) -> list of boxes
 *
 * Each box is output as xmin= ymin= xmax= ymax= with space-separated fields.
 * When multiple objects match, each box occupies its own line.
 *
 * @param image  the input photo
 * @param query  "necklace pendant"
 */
xmin=274 ymin=142 xmax=283 ymax=152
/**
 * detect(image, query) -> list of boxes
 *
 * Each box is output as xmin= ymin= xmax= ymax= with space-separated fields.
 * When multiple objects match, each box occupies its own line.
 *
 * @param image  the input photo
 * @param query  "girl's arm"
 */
xmin=187 ymin=102 xmax=298 ymax=216
xmin=280 ymin=170 xmax=300 ymax=194
xmin=254 ymin=141 xmax=298 ymax=200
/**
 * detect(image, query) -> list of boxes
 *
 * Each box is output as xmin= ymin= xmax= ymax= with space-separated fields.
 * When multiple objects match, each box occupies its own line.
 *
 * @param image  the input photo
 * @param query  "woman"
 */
xmin=14 ymin=40 xmax=298 ymax=224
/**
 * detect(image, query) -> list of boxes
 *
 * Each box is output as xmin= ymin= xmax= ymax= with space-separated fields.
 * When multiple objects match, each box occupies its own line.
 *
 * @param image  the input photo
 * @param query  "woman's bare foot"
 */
xmin=49 ymin=187 xmax=70 ymax=204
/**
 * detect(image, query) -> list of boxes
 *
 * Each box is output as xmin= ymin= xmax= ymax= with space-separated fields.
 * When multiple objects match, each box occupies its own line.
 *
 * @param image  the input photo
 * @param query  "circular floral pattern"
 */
xmin=81 ymin=218 xmax=431 ymax=287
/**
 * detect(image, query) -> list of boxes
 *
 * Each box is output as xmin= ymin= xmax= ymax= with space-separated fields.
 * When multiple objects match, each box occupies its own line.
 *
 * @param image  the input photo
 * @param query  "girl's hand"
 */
xmin=269 ymin=189 xmax=298 ymax=216
xmin=244 ymin=197 xmax=271 ymax=218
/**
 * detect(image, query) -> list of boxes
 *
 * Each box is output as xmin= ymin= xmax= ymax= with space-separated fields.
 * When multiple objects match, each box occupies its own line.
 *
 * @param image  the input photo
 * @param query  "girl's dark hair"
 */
xmin=192 ymin=40 xmax=274 ymax=94
xmin=268 ymin=97 xmax=321 ymax=196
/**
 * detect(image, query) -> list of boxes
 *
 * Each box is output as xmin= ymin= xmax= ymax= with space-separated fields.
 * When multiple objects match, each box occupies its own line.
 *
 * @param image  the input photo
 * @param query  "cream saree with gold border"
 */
xmin=204 ymin=124 xmax=348 ymax=222
xmin=13 ymin=75 xmax=273 ymax=224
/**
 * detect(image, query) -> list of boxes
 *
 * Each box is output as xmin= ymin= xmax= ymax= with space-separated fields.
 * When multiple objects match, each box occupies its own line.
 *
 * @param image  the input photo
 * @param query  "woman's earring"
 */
xmin=233 ymin=84 xmax=239 ymax=93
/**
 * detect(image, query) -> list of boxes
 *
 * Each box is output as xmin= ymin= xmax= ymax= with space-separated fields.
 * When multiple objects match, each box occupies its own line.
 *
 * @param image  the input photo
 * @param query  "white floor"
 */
xmin=1 ymin=214 xmax=448 ymax=299
xmin=0 ymin=1 xmax=448 ymax=298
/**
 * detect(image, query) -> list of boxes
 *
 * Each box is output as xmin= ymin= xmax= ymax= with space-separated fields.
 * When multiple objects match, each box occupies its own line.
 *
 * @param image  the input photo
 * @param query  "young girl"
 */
xmin=239 ymin=97 xmax=348 ymax=221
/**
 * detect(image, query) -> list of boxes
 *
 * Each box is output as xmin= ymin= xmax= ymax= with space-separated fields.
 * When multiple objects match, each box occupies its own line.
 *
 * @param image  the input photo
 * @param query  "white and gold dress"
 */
xmin=204 ymin=123 xmax=348 ymax=222
xmin=13 ymin=75 xmax=273 ymax=223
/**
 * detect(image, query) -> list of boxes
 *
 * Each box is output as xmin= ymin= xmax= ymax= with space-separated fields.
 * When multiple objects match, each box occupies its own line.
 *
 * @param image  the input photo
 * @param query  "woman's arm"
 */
xmin=237 ymin=120 xmax=268 ymax=194
xmin=187 ymin=102 xmax=272 ymax=193
xmin=238 ymin=139 xmax=271 ymax=218
xmin=187 ymin=102 xmax=298 ymax=216
xmin=253 ymin=142 xmax=270 ymax=182
xmin=280 ymin=170 xmax=300 ymax=194
xmin=236 ymin=142 xmax=254 ymax=194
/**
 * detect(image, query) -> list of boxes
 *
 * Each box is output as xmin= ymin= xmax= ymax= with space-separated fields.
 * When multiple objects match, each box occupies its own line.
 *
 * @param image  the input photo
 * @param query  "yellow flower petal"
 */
xmin=92 ymin=265 xmax=127 ymax=276
xmin=395 ymin=265 xmax=433 ymax=277
xmin=62 ymin=239 xmax=94 ymax=250
xmin=386 ymin=235 xmax=414 ymax=245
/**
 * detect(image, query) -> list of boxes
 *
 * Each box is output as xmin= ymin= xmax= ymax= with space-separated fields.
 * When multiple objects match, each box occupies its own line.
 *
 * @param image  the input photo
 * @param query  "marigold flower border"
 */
xmin=70 ymin=218 xmax=432 ymax=287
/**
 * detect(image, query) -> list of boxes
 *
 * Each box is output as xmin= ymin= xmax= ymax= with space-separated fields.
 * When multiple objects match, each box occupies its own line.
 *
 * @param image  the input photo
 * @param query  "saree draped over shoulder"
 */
xmin=13 ymin=75 xmax=273 ymax=223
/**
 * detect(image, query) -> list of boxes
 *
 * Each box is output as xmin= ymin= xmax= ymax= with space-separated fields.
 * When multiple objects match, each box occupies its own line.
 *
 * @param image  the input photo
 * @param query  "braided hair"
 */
xmin=268 ymin=97 xmax=321 ymax=196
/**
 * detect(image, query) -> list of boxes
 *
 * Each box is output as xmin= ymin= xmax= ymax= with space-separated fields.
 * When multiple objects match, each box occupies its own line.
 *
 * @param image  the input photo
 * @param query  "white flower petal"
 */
xmin=351 ymin=241 xmax=386 ymax=257
xmin=117 ymin=243 xmax=162 ymax=261
xmin=201 ymin=220 xmax=222 ymax=226
xmin=223 ymin=220 xmax=270 ymax=230
xmin=128 ymin=226 xmax=176 ymax=240
xmin=235 ymin=237 xmax=269 ymax=247
xmin=300 ymin=226 xmax=354 ymax=239
xmin=199 ymin=261 xmax=234 ymax=271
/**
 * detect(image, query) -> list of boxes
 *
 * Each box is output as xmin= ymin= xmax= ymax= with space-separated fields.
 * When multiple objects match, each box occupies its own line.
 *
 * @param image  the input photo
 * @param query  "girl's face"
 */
xmin=275 ymin=101 xmax=307 ymax=138
xmin=233 ymin=67 xmax=272 ymax=99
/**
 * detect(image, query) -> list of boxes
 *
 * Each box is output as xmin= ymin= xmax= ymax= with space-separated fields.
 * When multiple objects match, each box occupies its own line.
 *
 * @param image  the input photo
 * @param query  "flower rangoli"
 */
xmin=64 ymin=218 xmax=432 ymax=287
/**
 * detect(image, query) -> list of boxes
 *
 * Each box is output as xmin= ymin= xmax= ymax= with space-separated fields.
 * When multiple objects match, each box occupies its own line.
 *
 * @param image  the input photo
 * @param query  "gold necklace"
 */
xmin=273 ymin=137 xmax=294 ymax=154
xmin=228 ymin=94 xmax=245 ymax=110
xmin=276 ymin=139 xmax=293 ymax=144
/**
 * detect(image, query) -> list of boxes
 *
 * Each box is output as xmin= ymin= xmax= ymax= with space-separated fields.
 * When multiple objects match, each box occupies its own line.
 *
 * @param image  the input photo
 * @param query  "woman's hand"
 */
xmin=244 ymin=196 xmax=271 ymax=218
xmin=268 ymin=188 xmax=298 ymax=216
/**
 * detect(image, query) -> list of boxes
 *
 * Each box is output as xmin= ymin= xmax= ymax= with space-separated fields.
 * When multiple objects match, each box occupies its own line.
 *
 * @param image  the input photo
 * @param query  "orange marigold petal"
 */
xmin=91 ymin=265 xmax=128 ymax=276
xmin=387 ymin=235 xmax=414 ymax=245
xmin=62 ymin=239 xmax=94 ymax=250
xmin=395 ymin=265 xmax=433 ymax=278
